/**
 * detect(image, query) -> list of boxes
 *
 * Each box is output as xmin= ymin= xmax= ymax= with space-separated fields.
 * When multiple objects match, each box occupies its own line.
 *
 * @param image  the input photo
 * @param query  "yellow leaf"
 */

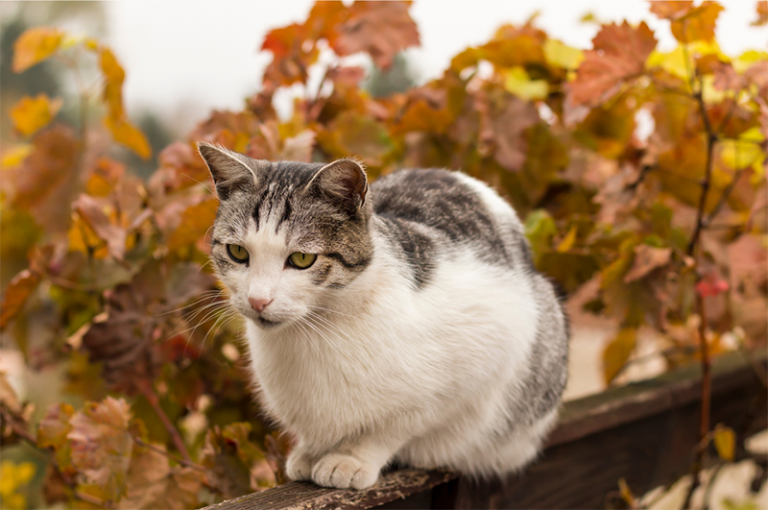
xmin=556 ymin=225 xmax=578 ymax=253
xmin=99 ymin=48 xmax=126 ymax=119
xmin=1 ymin=145 xmax=33 ymax=169
xmin=713 ymin=424 xmax=736 ymax=461
xmin=167 ymin=198 xmax=218 ymax=251
xmin=103 ymin=116 xmax=152 ymax=160
xmin=602 ymin=327 xmax=637 ymax=384
xmin=10 ymin=94 xmax=63 ymax=136
xmin=720 ymin=128 xmax=765 ymax=173
xmin=12 ymin=27 xmax=64 ymax=72
xmin=544 ymin=39 xmax=584 ymax=70
xmin=503 ymin=67 xmax=549 ymax=101
xmin=733 ymin=49 xmax=768 ymax=73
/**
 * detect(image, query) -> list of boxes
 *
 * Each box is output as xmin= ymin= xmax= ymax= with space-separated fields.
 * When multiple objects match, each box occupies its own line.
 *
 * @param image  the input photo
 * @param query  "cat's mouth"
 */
xmin=257 ymin=316 xmax=283 ymax=329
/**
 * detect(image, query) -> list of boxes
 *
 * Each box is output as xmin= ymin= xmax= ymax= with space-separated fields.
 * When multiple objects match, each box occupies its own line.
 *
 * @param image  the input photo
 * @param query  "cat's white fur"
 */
xmin=223 ymin=173 xmax=558 ymax=490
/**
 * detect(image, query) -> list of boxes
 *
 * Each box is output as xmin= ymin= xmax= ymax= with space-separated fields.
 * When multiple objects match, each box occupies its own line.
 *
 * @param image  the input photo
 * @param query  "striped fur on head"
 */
xmin=198 ymin=142 xmax=372 ymax=329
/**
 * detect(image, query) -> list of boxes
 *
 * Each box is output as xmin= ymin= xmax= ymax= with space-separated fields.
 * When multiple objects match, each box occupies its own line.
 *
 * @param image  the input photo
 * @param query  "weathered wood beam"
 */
xmin=203 ymin=351 xmax=767 ymax=510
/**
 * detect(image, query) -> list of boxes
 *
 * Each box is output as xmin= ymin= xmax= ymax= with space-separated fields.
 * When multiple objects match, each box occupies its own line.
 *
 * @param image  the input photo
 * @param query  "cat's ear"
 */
xmin=197 ymin=142 xmax=263 ymax=200
xmin=306 ymin=159 xmax=368 ymax=213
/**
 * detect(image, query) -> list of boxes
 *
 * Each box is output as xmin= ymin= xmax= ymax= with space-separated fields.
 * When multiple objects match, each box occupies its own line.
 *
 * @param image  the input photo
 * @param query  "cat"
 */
xmin=197 ymin=142 xmax=569 ymax=490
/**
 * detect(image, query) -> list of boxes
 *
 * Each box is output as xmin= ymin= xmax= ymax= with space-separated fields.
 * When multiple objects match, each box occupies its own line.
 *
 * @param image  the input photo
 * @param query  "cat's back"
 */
xmin=370 ymin=169 xmax=532 ymax=285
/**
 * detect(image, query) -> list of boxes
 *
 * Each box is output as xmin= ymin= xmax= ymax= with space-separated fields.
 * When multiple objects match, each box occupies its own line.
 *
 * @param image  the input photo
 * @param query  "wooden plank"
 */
xmin=203 ymin=351 xmax=766 ymax=510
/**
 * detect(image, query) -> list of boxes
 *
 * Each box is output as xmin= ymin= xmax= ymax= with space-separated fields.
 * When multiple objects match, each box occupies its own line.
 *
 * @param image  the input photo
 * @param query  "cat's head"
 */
xmin=197 ymin=142 xmax=372 ymax=330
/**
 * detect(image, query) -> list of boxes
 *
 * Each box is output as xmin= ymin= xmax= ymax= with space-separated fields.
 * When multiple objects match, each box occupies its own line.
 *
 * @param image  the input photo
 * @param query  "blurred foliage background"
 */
xmin=0 ymin=1 xmax=766 ymax=508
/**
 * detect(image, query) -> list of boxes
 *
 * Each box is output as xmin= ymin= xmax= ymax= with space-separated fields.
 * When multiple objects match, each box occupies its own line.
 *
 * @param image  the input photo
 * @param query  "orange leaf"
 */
xmin=104 ymin=116 xmax=152 ymax=160
xmin=649 ymin=1 xmax=694 ymax=20
xmin=167 ymin=198 xmax=219 ymax=251
xmin=753 ymin=1 xmax=768 ymax=26
xmin=567 ymin=21 xmax=657 ymax=108
xmin=99 ymin=48 xmax=126 ymax=118
xmin=0 ymin=269 xmax=42 ymax=331
xmin=10 ymin=94 xmax=63 ymax=136
xmin=602 ymin=327 xmax=637 ymax=384
xmin=73 ymin=194 xmax=127 ymax=261
xmin=671 ymin=1 xmax=724 ymax=43
xmin=332 ymin=1 xmax=420 ymax=69
xmin=12 ymin=27 xmax=63 ymax=73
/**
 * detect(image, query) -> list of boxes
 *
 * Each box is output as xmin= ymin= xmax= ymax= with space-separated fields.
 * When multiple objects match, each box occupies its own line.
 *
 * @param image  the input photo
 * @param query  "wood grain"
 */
xmin=203 ymin=351 xmax=767 ymax=510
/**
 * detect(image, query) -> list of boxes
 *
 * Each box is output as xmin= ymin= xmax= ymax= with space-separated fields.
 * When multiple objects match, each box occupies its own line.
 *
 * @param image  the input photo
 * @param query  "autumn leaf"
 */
xmin=10 ymin=94 xmax=63 ymax=136
xmin=99 ymin=48 xmax=152 ymax=159
xmin=713 ymin=423 xmax=736 ymax=461
xmin=118 ymin=444 xmax=203 ymax=510
xmin=261 ymin=24 xmax=318 ymax=87
xmin=279 ymin=130 xmax=316 ymax=162
xmin=603 ymin=327 xmax=638 ymax=383
xmin=104 ymin=115 xmax=152 ymax=161
xmin=649 ymin=1 xmax=694 ymax=20
xmin=0 ymin=269 xmax=42 ymax=331
xmin=12 ymin=27 xmax=63 ymax=72
xmin=623 ymin=245 xmax=671 ymax=283
xmin=38 ymin=403 xmax=76 ymax=473
xmin=567 ymin=21 xmax=657 ymax=108
xmin=753 ymin=1 xmax=768 ymax=26
xmin=10 ymin=125 xmax=80 ymax=232
xmin=73 ymin=194 xmax=127 ymax=261
xmin=166 ymin=197 xmax=219 ymax=251
xmin=1 ymin=145 xmax=33 ymax=169
xmin=332 ymin=1 xmax=420 ymax=69
xmin=503 ymin=67 xmax=549 ymax=101
xmin=478 ymin=92 xmax=540 ymax=171
xmin=67 ymin=397 xmax=134 ymax=500
xmin=670 ymin=2 xmax=724 ymax=43
xmin=544 ymin=39 xmax=584 ymax=69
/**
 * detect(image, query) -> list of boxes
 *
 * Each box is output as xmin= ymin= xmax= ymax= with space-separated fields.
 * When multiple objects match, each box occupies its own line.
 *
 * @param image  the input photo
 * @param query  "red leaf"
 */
xmin=696 ymin=271 xmax=730 ymax=297
xmin=332 ymin=1 xmax=420 ymax=69
xmin=567 ymin=21 xmax=657 ymax=108
xmin=0 ymin=269 xmax=42 ymax=331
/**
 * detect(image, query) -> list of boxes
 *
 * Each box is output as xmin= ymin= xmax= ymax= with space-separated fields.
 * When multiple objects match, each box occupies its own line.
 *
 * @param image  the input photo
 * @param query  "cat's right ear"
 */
xmin=197 ymin=142 xmax=263 ymax=200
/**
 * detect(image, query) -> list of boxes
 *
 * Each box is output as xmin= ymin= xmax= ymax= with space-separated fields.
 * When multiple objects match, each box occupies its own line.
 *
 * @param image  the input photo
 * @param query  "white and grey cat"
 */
xmin=198 ymin=142 xmax=569 ymax=490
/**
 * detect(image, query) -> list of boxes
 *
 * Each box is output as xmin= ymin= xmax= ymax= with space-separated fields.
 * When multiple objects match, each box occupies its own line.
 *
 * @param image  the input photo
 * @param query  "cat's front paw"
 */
xmin=285 ymin=450 xmax=313 ymax=481
xmin=311 ymin=452 xmax=379 ymax=490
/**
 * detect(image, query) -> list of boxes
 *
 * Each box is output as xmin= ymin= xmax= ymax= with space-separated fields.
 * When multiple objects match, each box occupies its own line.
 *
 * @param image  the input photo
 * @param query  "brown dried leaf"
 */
xmin=10 ymin=94 xmax=63 ymax=137
xmin=479 ymin=92 xmax=540 ymax=171
xmin=0 ymin=269 xmax=42 ymax=331
xmin=67 ymin=397 xmax=134 ymax=500
xmin=118 ymin=444 xmax=204 ymax=510
xmin=73 ymin=194 xmax=127 ymax=261
xmin=567 ymin=21 xmax=657 ymax=108
xmin=624 ymin=245 xmax=672 ymax=283
xmin=12 ymin=27 xmax=63 ymax=72
xmin=332 ymin=1 xmax=420 ymax=69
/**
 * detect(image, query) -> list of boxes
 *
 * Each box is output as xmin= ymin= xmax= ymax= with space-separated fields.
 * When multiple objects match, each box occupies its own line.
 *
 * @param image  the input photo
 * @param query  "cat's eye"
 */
xmin=227 ymin=244 xmax=249 ymax=263
xmin=288 ymin=252 xmax=316 ymax=269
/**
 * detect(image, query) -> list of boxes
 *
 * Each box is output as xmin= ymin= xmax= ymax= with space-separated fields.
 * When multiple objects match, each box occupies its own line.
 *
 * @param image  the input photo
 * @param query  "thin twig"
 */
xmin=133 ymin=435 xmax=207 ymax=473
xmin=137 ymin=382 xmax=192 ymax=464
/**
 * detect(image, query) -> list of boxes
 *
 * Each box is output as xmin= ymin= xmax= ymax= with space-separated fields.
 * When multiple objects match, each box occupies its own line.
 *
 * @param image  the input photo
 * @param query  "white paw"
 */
xmin=285 ymin=450 xmax=313 ymax=481
xmin=311 ymin=452 xmax=380 ymax=490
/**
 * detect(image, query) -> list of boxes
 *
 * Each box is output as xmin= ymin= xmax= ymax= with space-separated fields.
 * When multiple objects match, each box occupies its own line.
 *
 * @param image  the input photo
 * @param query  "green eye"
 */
xmin=227 ymin=244 xmax=249 ymax=263
xmin=288 ymin=252 xmax=316 ymax=269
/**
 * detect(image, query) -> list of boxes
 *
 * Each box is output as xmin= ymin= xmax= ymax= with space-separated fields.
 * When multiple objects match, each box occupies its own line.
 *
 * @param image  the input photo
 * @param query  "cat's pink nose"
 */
xmin=249 ymin=297 xmax=272 ymax=312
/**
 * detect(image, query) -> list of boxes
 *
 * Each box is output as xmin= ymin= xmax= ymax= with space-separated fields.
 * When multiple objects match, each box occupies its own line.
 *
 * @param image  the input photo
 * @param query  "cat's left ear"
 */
xmin=307 ymin=159 xmax=368 ymax=213
xmin=197 ymin=142 xmax=264 ymax=200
